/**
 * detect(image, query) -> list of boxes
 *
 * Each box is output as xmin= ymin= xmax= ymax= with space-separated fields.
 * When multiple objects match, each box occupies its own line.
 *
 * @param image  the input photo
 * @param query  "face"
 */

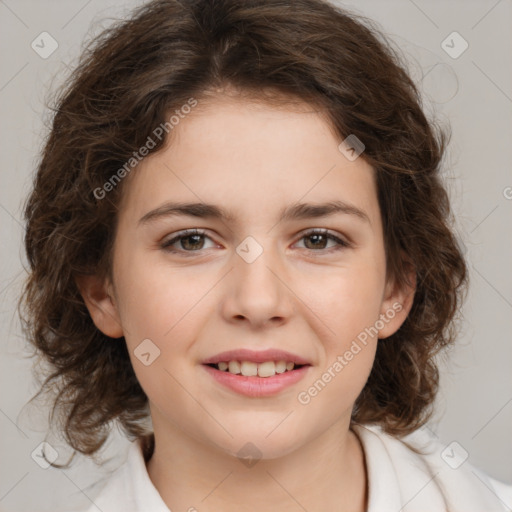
xmin=80 ymin=94 xmax=413 ymax=460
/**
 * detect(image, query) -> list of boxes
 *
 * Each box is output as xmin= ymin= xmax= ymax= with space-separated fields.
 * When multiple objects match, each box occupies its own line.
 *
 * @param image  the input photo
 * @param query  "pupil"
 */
xmin=182 ymin=234 xmax=203 ymax=250
xmin=306 ymin=234 xmax=326 ymax=249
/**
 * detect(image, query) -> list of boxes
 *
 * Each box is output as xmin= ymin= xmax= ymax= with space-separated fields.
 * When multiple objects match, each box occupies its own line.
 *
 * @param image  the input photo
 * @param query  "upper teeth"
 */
xmin=216 ymin=360 xmax=296 ymax=377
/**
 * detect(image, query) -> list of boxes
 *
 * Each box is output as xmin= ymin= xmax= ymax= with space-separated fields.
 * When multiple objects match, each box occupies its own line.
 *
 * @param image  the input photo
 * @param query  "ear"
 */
xmin=75 ymin=274 xmax=124 ymax=339
xmin=377 ymin=259 xmax=416 ymax=339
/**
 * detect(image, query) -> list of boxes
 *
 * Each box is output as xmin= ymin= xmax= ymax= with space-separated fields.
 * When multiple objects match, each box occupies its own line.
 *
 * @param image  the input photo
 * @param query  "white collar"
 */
xmin=86 ymin=425 xmax=511 ymax=512
xmin=353 ymin=424 xmax=511 ymax=512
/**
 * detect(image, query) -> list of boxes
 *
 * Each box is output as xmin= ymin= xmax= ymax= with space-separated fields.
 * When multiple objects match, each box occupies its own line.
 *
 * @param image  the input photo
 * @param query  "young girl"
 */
xmin=19 ymin=0 xmax=512 ymax=510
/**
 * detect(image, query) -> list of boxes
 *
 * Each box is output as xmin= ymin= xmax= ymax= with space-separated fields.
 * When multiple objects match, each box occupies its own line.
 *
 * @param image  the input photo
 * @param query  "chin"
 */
xmin=207 ymin=417 xmax=311 ymax=462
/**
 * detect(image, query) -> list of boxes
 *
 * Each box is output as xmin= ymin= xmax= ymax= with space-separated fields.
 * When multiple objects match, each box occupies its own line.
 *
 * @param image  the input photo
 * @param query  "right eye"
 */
xmin=160 ymin=229 xmax=218 ymax=255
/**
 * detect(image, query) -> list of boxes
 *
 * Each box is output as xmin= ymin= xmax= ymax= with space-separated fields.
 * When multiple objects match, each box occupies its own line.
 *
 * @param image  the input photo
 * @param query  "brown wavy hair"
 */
xmin=19 ymin=0 xmax=467 ymax=466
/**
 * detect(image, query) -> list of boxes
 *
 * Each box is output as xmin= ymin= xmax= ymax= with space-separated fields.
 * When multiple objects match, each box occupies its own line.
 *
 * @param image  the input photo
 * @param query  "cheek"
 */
xmin=113 ymin=250 xmax=209 ymax=343
xmin=295 ymin=265 xmax=382 ymax=416
xmin=113 ymin=261 xmax=211 ymax=406
xmin=300 ymin=260 xmax=386 ymax=345
xmin=292 ymin=256 xmax=384 ymax=407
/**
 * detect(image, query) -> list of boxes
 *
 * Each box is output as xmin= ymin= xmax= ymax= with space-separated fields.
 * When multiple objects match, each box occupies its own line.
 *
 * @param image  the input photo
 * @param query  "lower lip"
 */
xmin=202 ymin=364 xmax=311 ymax=397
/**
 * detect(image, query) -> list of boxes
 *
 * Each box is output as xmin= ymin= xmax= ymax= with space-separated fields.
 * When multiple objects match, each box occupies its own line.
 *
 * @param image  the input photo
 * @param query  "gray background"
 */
xmin=1 ymin=0 xmax=511 ymax=510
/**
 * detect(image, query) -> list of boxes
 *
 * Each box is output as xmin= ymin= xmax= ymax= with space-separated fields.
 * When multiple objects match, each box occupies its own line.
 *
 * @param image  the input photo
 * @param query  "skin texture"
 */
xmin=78 ymin=94 xmax=415 ymax=512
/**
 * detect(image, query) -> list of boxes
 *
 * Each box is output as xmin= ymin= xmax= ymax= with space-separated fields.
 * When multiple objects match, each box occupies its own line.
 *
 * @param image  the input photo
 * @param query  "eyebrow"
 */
xmin=138 ymin=199 xmax=370 ymax=226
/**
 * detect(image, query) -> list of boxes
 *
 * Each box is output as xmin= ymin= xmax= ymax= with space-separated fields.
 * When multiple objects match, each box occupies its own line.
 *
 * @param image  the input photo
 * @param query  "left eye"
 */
xmin=160 ymin=229 xmax=349 ymax=255
xmin=295 ymin=229 xmax=350 ymax=251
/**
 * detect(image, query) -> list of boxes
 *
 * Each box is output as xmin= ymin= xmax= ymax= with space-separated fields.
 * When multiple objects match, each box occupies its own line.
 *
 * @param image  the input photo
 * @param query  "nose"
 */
xmin=220 ymin=239 xmax=295 ymax=329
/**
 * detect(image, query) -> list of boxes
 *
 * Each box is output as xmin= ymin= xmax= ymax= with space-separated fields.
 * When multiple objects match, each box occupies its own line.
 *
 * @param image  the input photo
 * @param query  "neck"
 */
xmin=146 ymin=416 xmax=367 ymax=512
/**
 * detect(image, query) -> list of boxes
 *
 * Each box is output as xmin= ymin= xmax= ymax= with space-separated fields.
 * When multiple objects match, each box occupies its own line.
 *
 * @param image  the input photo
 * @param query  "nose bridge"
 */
xmin=235 ymin=233 xmax=282 ymax=295
xmin=222 ymin=234 xmax=292 ymax=325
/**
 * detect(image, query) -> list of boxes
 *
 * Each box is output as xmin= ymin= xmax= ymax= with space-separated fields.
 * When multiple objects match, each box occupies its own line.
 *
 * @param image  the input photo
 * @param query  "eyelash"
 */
xmin=160 ymin=228 xmax=350 ymax=256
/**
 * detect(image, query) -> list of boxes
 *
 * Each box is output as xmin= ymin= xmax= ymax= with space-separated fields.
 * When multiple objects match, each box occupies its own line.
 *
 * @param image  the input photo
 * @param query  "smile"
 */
xmin=208 ymin=360 xmax=303 ymax=377
xmin=202 ymin=362 xmax=311 ymax=397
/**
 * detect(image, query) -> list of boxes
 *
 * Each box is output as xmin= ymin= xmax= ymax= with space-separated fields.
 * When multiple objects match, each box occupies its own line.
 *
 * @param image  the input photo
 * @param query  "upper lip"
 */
xmin=202 ymin=349 xmax=311 ymax=366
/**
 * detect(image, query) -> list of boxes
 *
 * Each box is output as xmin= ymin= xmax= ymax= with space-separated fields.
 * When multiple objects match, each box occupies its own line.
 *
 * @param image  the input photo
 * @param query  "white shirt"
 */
xmin=78 ymin=425 xmax=512 ymax=511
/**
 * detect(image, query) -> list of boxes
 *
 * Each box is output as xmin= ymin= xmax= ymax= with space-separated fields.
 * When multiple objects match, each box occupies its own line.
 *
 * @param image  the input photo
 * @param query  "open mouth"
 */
xmin=204 ymin=361 xmax=308 ymax=378
xmin=202 ymin=359 xmax=311 ymax=397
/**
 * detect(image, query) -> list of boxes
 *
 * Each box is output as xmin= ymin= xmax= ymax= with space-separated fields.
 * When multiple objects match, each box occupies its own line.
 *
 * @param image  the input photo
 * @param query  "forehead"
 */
xmin=117 ymin=95 xmax=379 ymax=228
